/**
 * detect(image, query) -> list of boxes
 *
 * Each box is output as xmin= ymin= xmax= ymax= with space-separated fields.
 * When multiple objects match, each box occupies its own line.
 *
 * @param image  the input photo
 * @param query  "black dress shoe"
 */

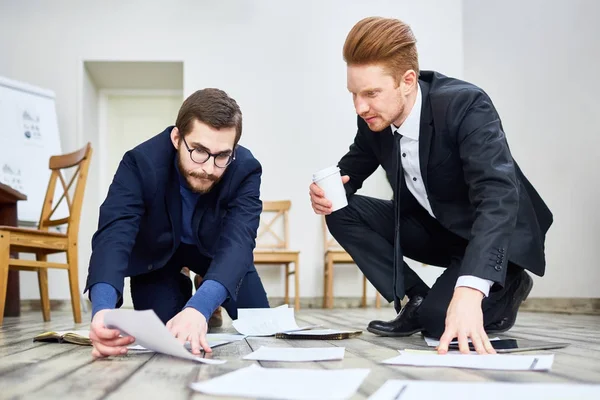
xmin=367 ymin=295 xmax=424 ymax=337
xmin=485 ymin=270 xmax=533 ymax=334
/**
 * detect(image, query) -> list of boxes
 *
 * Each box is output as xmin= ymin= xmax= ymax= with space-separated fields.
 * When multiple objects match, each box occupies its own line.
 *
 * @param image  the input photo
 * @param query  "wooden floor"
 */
xmin=1 ymin=308 xmax=599 ymax=399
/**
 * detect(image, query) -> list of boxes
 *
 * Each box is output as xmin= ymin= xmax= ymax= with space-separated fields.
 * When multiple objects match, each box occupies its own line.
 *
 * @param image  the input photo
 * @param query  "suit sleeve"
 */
xmin=201 ymin=161 xmax=262 ymax=301
xmin=85 ymin=151 xmax=148 ymax=303
xmin=337 ymin=117 xmax=380 ymax=196
xmin=452 ymin=89 xmax=519 ymax=287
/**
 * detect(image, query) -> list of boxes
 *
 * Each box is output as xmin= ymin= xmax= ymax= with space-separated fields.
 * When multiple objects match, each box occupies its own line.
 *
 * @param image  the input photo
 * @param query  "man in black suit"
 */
xmin=309 ymin=17 xmax=552 ymax=354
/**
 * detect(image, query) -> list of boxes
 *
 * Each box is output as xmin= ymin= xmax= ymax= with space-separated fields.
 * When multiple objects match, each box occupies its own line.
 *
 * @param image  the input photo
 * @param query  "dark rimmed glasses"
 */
xmin=181 ymin=136 xmax=235 ymax=168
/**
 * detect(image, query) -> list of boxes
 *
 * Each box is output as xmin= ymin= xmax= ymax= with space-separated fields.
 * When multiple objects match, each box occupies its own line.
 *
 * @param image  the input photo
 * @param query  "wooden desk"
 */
xmin=0 ymin=182 xmax=27 ymax=317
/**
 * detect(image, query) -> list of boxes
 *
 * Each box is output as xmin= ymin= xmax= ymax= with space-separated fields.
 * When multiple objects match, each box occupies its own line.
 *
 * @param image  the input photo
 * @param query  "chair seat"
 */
xmin=254 ymin=249 xmax=300 ymax=263
xmin=325 ymin=249 xmax=354 ymax=263
xmin=0 ymin=226 xmax=68 ymax=238
xmin=0 ymin=225 xmax=68 ymax=252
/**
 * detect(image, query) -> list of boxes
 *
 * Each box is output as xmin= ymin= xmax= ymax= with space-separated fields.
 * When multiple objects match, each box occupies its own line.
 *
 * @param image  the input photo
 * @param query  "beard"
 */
xmin=362 ymin=104 xmax=405 ymax=132
xmin=177 ymin=154 xmax=221 ymax=194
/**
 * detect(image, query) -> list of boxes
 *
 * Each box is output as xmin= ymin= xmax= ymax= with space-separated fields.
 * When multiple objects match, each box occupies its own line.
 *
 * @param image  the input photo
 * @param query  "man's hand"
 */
xmin=90 ymin=309 xmax=135 ymax=358
xmin=310 ymin=175 xmax=350 ymax=215
xmin=437 ymin=287 xmax=496 ymax=355
xmin=166 ymin=307 xmax=211 ymax=355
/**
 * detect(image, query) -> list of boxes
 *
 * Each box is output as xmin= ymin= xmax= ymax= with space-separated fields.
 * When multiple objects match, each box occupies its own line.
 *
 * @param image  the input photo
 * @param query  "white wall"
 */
xmin=0 ymin=0 xmax=463 ymax=301
xmin=463 ymin=0 xmax=600 ymax=297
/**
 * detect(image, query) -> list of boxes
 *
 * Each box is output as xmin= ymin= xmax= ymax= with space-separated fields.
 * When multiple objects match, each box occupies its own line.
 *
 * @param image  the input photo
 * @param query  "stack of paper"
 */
xmin=368 ymin=380 xmax=600 ymax=400
xmin=232 ymin=305 xmax=315 ymax=336
xmin=381 ymin=351 xmax=554 ymax=371
xmin=243 ymin=346 xmax=345 ymax=362
xmin=190 ymin=364 xmax=370 ymax=400
xmin=104 ymin=309 xmax=226 ymax=364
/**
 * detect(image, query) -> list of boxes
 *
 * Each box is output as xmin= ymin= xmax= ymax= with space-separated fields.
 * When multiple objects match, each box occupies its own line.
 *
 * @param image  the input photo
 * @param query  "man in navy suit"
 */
xmin=310 ymin=17 xmax=552 ymax=355
xmin=85 ymin=88 xmax=269 ymax=358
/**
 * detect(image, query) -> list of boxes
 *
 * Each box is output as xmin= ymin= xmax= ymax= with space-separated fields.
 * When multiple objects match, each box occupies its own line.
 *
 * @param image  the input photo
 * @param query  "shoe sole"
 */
xmin=486 ymin=272 xmax=533 ymax=334
xmin=366 ymin=326 xmax=421 ymax=337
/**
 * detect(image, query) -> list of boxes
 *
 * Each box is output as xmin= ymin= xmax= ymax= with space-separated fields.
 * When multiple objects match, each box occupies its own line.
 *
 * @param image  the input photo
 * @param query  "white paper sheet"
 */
xmin=243 ymin=346 xmax=345 ymax=362
xmin=368 ymin=380 xmax=600 ymax=400
xmin=128 ymin=333 xmax=246 ymax=352
xmin=232 ymin=305 xmax=314 ymax=336
xmin=190 ymin=364 xmax=370 ymax=400
xmin=104 ymin=309 xmax=226 ymax=364
xmin=423 ymin=336 xmax=500 ymax=347
xmin=381 ymin=351 xmax=554 ymax=371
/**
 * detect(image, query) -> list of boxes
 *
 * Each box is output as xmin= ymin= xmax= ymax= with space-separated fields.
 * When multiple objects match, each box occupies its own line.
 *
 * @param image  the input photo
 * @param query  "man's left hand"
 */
xmin=166 ymin=308 xmax=211 ymax=355
xmin=437 ymin=287 xmax=496 ymax=355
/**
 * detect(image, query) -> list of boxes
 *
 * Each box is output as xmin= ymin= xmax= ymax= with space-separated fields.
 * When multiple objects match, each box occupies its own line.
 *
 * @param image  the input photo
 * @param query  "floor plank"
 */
xmin=1 ymin=308 xmax=599 ymax=400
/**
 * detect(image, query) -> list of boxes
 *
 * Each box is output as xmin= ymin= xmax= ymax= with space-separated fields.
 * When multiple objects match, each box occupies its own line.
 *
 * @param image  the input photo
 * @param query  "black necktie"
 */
xmin=393 ymin=132 xmax=405 ymax=310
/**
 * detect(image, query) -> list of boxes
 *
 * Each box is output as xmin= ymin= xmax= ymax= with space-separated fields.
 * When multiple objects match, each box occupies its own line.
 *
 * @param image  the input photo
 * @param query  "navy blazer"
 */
xmin=85 ymin=126 xmax=262 ymax=306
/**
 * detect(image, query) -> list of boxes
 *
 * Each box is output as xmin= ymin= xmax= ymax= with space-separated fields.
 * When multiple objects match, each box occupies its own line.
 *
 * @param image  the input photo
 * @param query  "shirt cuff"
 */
xmin=90 ymin=282 xmax=118 ymax=319
xmin=455 ymin=275 xmax=494 ymax=297
xmin=184 ymin=279 xmax=228 ymax=320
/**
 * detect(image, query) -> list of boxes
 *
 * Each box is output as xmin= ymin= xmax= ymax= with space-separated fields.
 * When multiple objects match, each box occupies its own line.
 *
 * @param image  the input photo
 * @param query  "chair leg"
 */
xmin=284 ymin=264 xmax=290 ymax=305
xmin=37 ymin=254 xmax=51 ymax=321
xmin=375 ymin=291 xmax=381 ymax=309
xmin=361 ymin=275 xmax=367 ymax=308
xmin=294 ymin=258 xmax=300 ymax=311
xmin=67 ymin=246 xmax=82 ymax=323
xmin=326 ymin=259 xmax=334 ymax=309
xmin=322 ymin=258 xmax=328 ymax=308
xmin=0 ymin=231 xmax=10 ymax=326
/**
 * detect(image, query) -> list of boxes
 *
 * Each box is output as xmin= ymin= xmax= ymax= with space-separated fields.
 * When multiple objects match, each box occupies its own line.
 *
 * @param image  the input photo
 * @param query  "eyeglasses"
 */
xmin=181 ymin=136 xmax=235 ymax=168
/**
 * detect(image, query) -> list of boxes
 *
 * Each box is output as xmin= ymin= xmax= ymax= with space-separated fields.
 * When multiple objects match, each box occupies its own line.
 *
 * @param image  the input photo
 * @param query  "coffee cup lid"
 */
xmin=312 ymin=165 xmax=340 ymax=182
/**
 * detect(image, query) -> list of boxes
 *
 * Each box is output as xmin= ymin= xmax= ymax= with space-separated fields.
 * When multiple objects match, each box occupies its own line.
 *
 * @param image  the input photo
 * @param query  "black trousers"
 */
xmin=130 ymin=243 xmax=269 ymax=323
xmin=326 ymin=195 xmax=522 ymax=338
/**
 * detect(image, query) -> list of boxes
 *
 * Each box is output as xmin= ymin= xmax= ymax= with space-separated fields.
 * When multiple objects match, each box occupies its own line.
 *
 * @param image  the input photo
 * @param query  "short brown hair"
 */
xmin=343 ymin=17 xmax=419 ymax=83
xmin=176 ymin=88 xmax=242 ymax=145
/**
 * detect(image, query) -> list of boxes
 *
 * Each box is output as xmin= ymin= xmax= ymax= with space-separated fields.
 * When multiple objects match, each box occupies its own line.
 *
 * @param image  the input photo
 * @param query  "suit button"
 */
xmin=148 ymin=264 xmax=153 ymax=270
xmin=494 ymin=265 xmax=502 ymax=272
xmin=499 ymin=248 xmax=505 ymax=253
xmin=497 ymin=254 xmax=502 ymax=258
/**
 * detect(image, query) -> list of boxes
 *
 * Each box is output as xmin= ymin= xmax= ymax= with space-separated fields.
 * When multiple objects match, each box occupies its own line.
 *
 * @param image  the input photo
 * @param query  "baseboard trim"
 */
xmin=520 ymin=297 xmax=600 ymax=315
xmin=19 ymin=297 xmax=600 ymax=315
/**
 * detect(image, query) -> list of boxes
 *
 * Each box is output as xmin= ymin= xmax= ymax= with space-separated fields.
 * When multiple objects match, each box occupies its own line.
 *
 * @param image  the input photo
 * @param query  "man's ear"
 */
xmin=170 ymin=127 xmax=180 ymax=149
xmin=401 ymin=69 xmax=417 ymax=95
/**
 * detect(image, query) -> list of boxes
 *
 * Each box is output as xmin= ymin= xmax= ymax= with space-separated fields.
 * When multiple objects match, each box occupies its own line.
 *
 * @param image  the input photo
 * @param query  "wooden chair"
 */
xmin=0 ymin=143 xmax=92 ymax=325
xmin=322 ymin=216 xmax=381 ymax=309
xmin=253 ymin=200 xmax=300 ymax=310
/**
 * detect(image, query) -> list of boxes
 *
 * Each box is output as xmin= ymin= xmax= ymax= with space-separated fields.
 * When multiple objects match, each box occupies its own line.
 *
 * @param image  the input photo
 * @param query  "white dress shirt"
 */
xmin=392 ymin=85 xmax=494 ymax=297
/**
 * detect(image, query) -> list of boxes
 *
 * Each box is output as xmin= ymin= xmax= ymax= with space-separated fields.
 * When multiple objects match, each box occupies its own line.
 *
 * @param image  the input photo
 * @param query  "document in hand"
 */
xmin=104 ymin=309 xmax=226 ymax=364
xmin=232 ymin=305 xmax=314 ymax=336
xmin=381 ymin=351 xmax=554 ymax=371
xmin=243 ymin=346 xmax=345 ymax=362
xmin=368 ymin=380 xmax=600 ymax=400
xmin=190 ymin=364 xmax=370 ymax=400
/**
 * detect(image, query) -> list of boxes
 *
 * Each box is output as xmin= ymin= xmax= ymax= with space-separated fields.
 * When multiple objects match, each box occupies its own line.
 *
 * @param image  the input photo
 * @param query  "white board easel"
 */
xmin=0 ymin=75 xmax=67 ymax=225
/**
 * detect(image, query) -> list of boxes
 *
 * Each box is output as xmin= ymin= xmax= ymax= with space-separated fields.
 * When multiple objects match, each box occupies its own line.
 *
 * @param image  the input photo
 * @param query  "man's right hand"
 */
xmin=89 ymin=309 xmax=135 ymax=358
xmin=310 ymin=175 xmax=350 ymax=215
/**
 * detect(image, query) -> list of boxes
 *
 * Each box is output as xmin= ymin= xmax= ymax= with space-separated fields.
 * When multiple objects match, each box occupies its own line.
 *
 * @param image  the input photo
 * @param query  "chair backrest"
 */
xmin=255 ymin=200 xmax=291 ymax=250
xmin=322 ymin=215 xmax=344 ymax=252
xmin=37 ymin=143 xmax=93 ymax=241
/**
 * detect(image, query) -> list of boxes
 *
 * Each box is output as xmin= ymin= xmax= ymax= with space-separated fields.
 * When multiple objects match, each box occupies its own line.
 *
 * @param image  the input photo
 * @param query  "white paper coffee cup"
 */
xmin=312 ymin=165 xmax=348 ymax=212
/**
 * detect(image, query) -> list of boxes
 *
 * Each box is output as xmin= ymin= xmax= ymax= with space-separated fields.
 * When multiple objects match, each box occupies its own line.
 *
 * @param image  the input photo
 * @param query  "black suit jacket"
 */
xmin=85 ymin=127 xmax=263 ymax=306
xmin=338 ymin=70 xmax=552 ymax=297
